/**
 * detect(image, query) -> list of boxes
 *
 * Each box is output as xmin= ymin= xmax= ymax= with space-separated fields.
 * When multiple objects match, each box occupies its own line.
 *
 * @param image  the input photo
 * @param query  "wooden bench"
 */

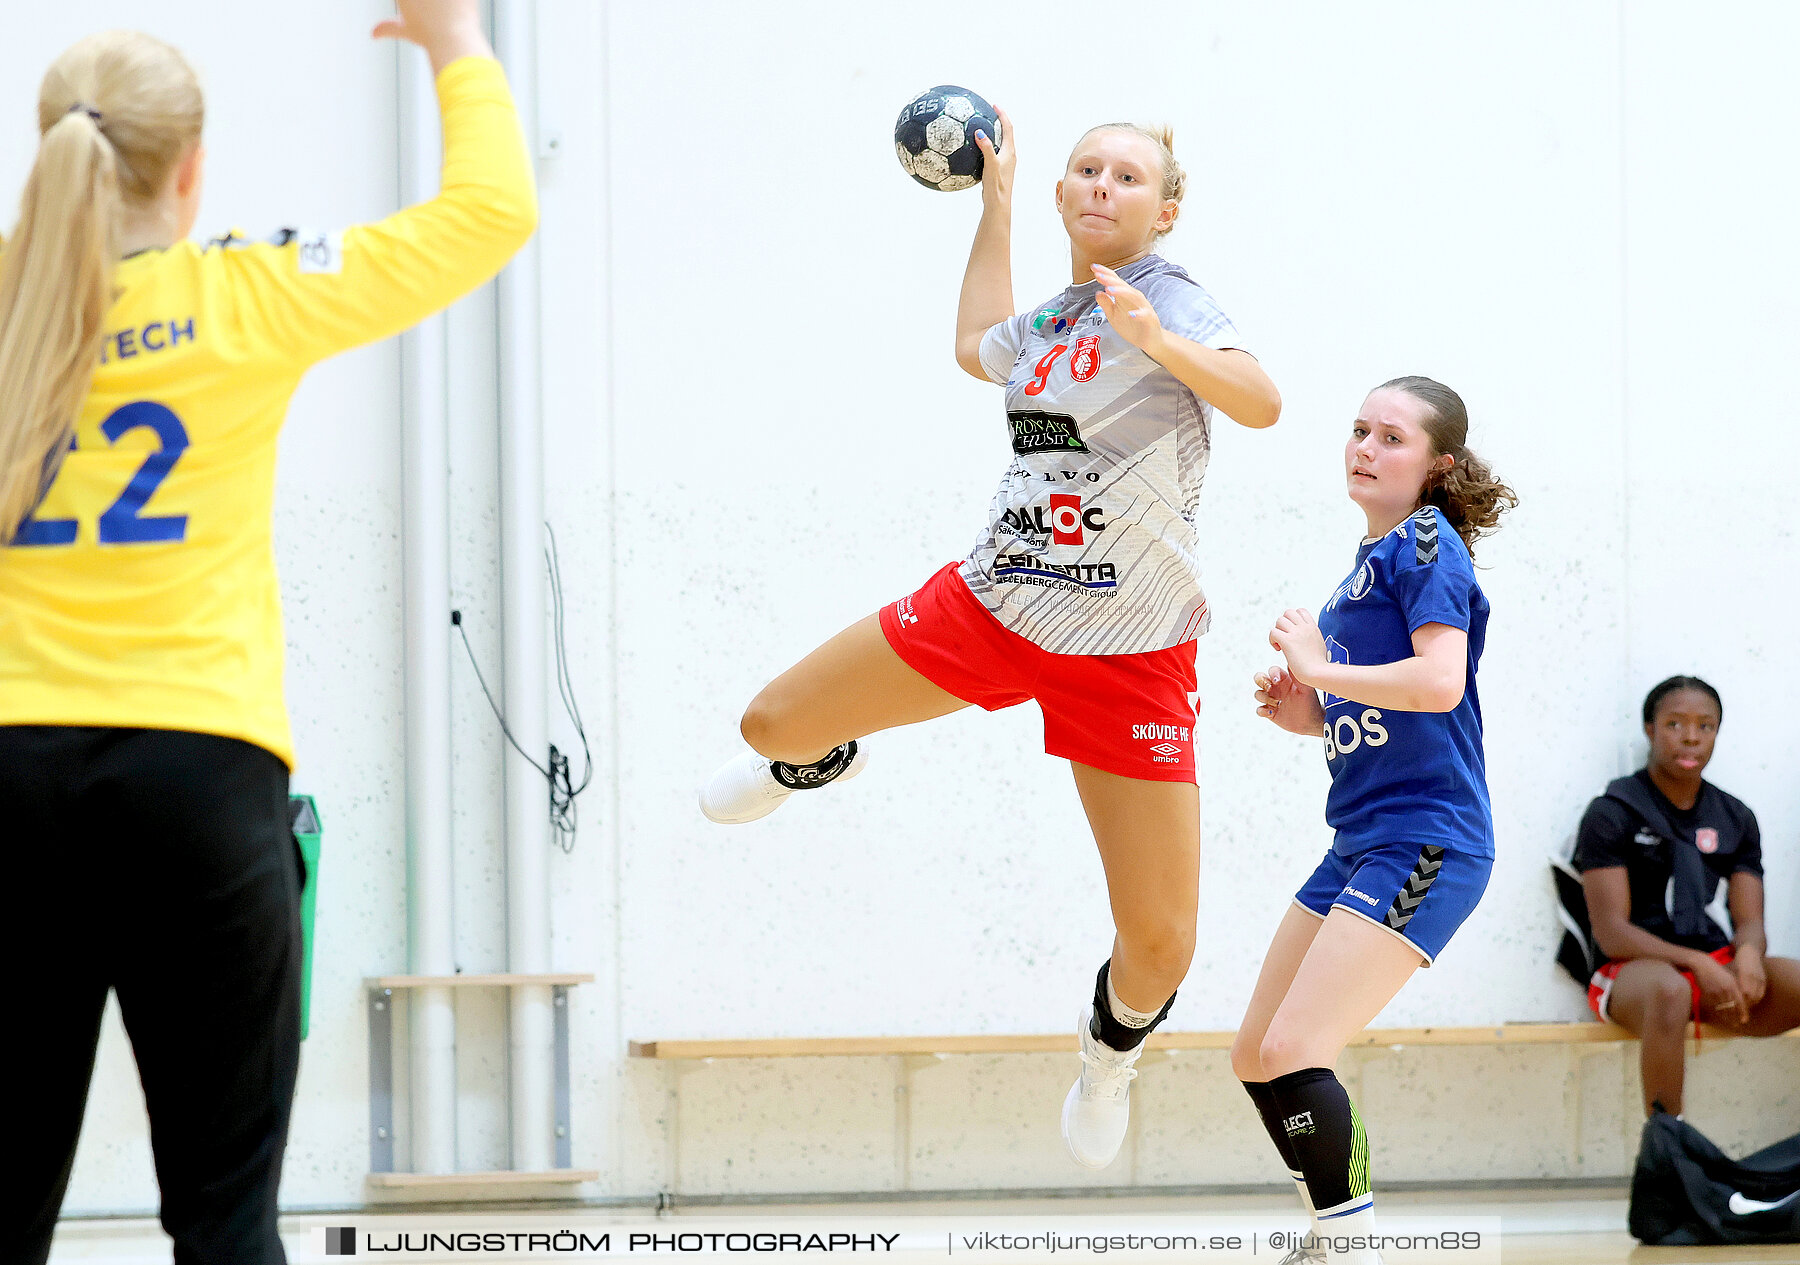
xmin=629 ymin=1021 xmax=1796 ymax=1060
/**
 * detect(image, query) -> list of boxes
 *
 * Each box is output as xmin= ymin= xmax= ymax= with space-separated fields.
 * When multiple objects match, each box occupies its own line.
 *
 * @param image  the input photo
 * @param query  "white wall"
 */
xmin=2 ymin=0 xmax=1788 ymax=1214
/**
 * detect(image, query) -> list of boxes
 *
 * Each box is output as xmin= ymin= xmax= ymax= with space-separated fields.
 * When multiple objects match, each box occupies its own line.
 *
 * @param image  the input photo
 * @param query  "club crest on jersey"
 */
xmin=1070 ymin=335 xmax=1101 ymax=382
xmin=1326 ymin=562 xmax=1374 ymax=613
xmin=1007 ymin=410 xmax=1088 ymax=455
xmin=1695 ymin=827 xmax=1719 ymax=854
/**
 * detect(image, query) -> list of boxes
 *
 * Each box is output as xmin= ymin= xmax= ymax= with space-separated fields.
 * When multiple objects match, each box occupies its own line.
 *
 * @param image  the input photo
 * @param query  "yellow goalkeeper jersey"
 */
xmin=0 ymin=56 xmax=535 ymax=769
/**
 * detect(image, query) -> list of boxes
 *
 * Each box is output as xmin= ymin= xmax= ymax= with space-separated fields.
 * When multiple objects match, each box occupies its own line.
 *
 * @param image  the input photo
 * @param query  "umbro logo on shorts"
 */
xmin=1132 ymin=723 xmax=1189 ymax=764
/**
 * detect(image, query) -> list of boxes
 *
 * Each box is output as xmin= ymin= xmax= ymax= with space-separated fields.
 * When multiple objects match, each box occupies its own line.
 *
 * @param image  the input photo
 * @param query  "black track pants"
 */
xmin=0 ymin=725 xmax=300 ymax=1265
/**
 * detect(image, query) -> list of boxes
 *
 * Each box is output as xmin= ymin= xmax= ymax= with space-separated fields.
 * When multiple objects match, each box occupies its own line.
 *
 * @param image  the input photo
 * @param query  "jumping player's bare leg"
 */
xmin=1069 ymin=764 xmax=1200 ymax=1010
xmin=1603 ymin=959 xmax=1698 ymax=1116
xmin=701 ymin=614 xmax=971 ymax=824
xmin=1058 ymin=764 xmax=1198 ymax=1170
xmin=740 ymin=614 xmax=970 ymax=763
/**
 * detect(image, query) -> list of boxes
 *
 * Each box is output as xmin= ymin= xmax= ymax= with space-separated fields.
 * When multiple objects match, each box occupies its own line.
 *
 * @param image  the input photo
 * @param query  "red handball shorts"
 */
xmin=1589 ymin=945 xmax=1735 ymax=1027
xmin=878 ymin=562 xmax=1199 ymax=783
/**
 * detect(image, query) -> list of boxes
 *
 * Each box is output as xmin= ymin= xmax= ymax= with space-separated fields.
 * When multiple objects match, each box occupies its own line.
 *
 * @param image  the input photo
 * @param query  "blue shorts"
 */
xmin=1293 ymin=842 xmax=1492 ymax=965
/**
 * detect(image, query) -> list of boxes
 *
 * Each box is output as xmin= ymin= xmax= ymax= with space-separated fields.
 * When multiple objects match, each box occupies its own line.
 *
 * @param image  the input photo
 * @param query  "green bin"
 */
xmin=289 ymin=795 xmax=321 ymax=1040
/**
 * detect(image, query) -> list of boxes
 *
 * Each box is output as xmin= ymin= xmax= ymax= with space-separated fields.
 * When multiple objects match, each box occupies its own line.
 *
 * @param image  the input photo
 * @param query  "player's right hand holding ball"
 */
xmin=974 ymin=106 xmax=1015 ymax=214
xmin=1254 ymin=665 xmax=1325 ymax=737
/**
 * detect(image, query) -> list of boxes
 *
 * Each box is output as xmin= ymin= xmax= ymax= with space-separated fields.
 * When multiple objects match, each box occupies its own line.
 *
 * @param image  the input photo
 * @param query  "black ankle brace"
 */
xmin=1088 ymin=958 xmax=1175 ymax=1052
xmin=771 ymin=741 xmax=858 ymax=790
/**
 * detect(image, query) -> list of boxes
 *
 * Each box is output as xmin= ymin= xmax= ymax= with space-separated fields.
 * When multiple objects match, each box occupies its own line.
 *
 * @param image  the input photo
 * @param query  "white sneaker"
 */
xmin=1060 ymin=1007 xmax=1143 ymax=1169
xmin=697 ymin=742 xmax=867 ymax=825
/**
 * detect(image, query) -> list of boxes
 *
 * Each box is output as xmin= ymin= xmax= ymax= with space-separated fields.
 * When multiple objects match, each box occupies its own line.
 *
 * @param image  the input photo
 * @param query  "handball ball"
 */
xmin=894 ymin=85 xmax=1001 ymax=191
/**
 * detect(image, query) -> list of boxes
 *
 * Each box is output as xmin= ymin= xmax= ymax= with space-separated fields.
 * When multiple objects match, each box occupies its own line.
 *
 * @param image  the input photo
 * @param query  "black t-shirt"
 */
xmin=1573 ymin=769 xmax=1763 ymax=954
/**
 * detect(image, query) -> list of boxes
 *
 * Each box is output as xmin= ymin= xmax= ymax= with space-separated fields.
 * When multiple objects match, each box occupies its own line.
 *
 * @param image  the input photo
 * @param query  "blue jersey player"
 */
xmin=1229 ymin=376 xmax=1515 ymax=1265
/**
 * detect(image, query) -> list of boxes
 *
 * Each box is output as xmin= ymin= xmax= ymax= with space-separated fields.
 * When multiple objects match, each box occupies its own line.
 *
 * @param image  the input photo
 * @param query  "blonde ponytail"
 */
xmin=0 ymin=31 xmax=202 ymax=544
xmin=0 ymin=113 xmax=118 ymax=541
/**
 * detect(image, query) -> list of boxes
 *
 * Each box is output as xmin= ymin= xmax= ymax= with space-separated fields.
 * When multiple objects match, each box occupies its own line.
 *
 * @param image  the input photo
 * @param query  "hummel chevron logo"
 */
xmin=1385 ymin=846 xmax=1446 ymax=931
xmin=1415 ymin=513 xmax=1439 ymax=565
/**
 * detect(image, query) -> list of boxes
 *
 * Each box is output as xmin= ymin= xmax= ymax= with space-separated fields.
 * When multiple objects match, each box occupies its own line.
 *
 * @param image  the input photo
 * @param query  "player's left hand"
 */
xmin=1734 ymin=948 xmax=1767 ymax=1008
xmin=1092 ymin=264 xmax=1163 ymax=353
xmin=1270 ymin=607 xmax=1328 ymax=685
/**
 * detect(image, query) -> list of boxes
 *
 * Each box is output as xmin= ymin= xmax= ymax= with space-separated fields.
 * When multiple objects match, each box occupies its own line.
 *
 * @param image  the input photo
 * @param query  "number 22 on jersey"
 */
xmin=14 ymin=401 xmax=190 ymax=547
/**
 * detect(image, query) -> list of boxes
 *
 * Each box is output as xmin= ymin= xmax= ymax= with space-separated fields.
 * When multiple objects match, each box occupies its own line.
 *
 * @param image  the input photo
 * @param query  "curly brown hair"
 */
xmin=1379 ymin=375 xmax=1517 ymax=557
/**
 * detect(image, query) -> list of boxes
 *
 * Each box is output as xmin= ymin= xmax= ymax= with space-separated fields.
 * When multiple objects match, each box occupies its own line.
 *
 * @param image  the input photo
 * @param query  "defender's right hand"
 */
xmin=1255 ymin=665 xmax=1322 ymax=737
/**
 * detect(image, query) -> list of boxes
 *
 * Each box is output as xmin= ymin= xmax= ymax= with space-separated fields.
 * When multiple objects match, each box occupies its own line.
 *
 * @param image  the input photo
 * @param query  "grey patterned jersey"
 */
xmin=963 ymin=253 xmax=1244 ymax=654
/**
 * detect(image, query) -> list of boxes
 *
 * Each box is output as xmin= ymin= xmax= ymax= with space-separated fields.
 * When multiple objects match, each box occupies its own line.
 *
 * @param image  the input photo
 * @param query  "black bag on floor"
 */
xmin=1631 ymin=1107 xmax=1800 ymax=1244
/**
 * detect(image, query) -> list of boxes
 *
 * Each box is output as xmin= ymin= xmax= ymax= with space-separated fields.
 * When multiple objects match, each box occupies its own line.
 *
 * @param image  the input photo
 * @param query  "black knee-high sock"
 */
xmin=1267 ymin=1067 xmax=1371 ymax=1217
xmin=1242 ymin=1079 xmax=1306 ymax=1175
xmin=1088 ymin=959 xmax=1174 ymax=1052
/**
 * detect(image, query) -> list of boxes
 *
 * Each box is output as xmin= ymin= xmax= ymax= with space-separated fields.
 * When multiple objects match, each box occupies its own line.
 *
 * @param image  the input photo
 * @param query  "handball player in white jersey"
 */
xmin=701 ymin=111 xmax=1280 ymax=1169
